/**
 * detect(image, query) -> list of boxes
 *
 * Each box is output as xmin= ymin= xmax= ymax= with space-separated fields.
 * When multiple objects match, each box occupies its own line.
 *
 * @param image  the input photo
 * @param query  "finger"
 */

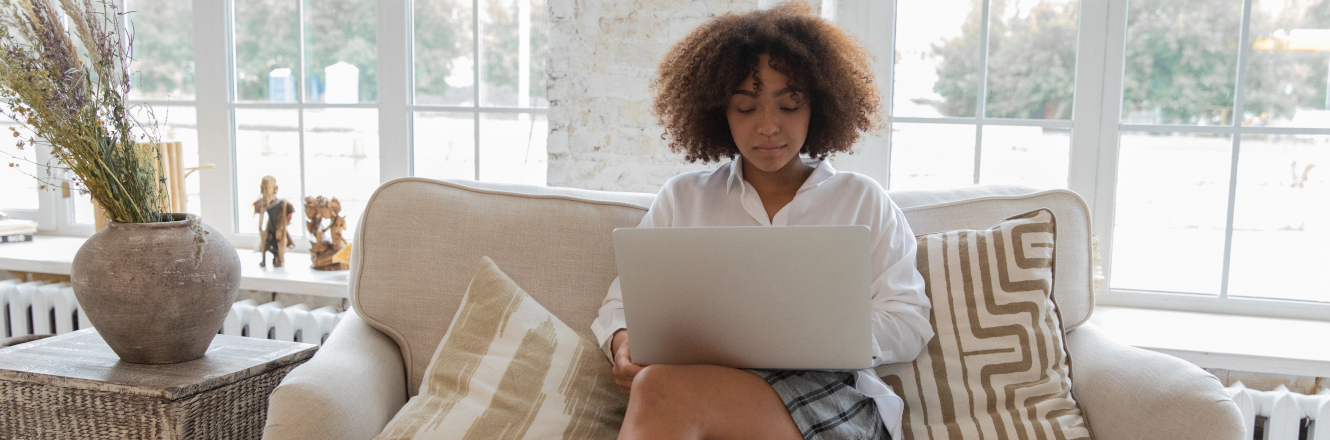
xmin=615 ymin=349 xmax=634 ymax=369
xmin=620 ymin=361 xmax=644 ymax=379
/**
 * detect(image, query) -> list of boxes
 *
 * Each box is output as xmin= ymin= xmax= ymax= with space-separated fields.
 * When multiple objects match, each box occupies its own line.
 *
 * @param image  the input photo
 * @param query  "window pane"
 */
xmin=303 ymin=108 xmax=378 ymax=236
xmin=1121 ymin=0 xmax=1243 ymax=125
xmin=1111 ymin=132 xmax=1232 ymax=295
xmin=889 ymin=123 xmax=976 ymax=190
xmin=303 ymin=0 xmax=377 ymax=103
xmin=234 ymin=0 xmax=300 ymax=102
xmin=415 ymin=0 xmax=475 ymax=105
xmin=157 ymin=107 xmax=202 ymax=214
xmin=480 ymin=0 xmax=547 ymax=107
xmin=985 ymin=0 xmax=1078 ymax=120
xmin=413 ymin=111 xmax=475 ymax=180
xmin=125 ymin=0 xmax=195 ymax=100
xmin=479 ymin=112 xmax=545 ymax=185
xmin=1 ymin=119 xmax=39 ymax=210
xmin=73 ymin=188 xmax=95 ymax=225
xmin=1242 ymin=0 xmax=1330 ymax=128
xmin=1227 ymin=134 xmax=1330 ymax=302
xmin=978 ymin=126 xmax=1069 ymax=188
xmin=893 ymin=0 xmax=980 ymax=118
xmin=129 ymin=105 xmax=202 ymax=215
xmin=235 ymin=108 xmax=303 ymax=239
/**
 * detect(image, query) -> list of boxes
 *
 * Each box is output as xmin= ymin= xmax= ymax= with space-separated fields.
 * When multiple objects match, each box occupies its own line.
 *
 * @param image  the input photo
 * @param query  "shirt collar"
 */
xmin=725 ymin=157 xmax=837 ymax=194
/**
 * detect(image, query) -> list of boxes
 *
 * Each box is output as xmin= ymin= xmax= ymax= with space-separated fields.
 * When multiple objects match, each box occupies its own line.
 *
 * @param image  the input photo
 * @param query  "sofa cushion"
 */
xmin=890 ymin=185 xmax=1094 ymax=331
xmin=374 ymin=257 xmax=626 ymax=440
xmin=879 ymin=209 xmax=1091 ymax=440
xmin=352 ymin=178 xmax=653 ymax=395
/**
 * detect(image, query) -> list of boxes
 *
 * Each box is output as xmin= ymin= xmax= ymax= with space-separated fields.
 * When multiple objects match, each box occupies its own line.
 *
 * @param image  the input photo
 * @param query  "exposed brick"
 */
xmin=545 ymin=0 xmax=760 ymax=193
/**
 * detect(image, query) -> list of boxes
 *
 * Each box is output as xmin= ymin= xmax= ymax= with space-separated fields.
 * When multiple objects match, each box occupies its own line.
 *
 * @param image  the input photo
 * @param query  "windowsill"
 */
xmin=0 ymin=235 xmax=349 ymax=298
xmin=1088 ymin=306 xmax=1330 ymax=378
xmin=4 ymin=236 xmax=1326 ymax=376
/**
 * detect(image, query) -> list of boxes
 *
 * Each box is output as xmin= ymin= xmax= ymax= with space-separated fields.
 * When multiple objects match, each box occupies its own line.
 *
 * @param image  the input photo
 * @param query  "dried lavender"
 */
xmin=0 ymin=0 xmax=168 ymax=224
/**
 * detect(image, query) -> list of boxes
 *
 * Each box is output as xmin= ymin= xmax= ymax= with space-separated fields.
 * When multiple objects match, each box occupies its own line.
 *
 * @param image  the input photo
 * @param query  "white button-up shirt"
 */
xmin=590 ymin=158 xmax=933 ymax=438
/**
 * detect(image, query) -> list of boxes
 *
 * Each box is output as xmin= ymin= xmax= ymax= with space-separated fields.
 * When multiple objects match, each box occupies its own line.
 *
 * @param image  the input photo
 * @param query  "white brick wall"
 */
xmin=545 ymin=0 xmax=894 ymax=193
xmin=545 ymin=0 xmax=760 ymax=193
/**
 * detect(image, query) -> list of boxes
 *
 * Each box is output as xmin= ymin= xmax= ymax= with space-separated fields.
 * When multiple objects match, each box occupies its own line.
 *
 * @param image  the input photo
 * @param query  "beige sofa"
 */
xmin=262 ymin=178 xmax=1244 ymax=440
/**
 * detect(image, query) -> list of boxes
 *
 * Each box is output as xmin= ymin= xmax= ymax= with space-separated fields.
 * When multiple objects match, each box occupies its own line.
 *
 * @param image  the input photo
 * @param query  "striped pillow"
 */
xmin=879 ymin=209 xmax=1092 ymax=440
xmin=375 ymin=257 xmax=627 ymax=440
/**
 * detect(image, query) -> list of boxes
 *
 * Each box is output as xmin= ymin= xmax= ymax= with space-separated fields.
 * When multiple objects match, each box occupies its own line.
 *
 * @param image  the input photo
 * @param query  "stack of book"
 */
xmin=0 ymin=218 xmax=37 ymax=244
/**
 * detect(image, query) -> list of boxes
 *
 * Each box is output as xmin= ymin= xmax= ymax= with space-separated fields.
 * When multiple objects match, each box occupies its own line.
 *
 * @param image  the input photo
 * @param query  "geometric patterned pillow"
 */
xmin=879 ymin=209 xmax=1093 ymax=440
xmin=374 ymin=257 xmax=627 ymax=440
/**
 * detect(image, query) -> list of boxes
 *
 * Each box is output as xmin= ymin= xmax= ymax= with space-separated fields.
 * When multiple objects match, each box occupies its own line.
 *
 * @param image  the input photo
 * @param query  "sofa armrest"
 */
xmin=263 ymin=311 xmax=408 ymax=440
xmin=1066 ymin=323 xmax=1244 ymax=440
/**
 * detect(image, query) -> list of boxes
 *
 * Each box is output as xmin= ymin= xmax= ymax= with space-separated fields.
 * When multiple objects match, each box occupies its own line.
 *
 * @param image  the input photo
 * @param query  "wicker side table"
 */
xmin=0 ymin=329 xmax=316 ymax=439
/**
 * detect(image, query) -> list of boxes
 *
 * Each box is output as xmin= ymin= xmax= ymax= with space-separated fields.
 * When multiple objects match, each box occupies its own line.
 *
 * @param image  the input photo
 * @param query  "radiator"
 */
xmin=1226 ymin=382 xmax=1330 ymax=440
xmin=1 ymin=279 xmax=345 ymax=346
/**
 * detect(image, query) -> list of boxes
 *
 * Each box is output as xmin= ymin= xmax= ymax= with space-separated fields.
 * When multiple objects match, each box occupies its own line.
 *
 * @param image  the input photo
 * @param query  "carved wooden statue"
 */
xmin=304 ymin=195 xmax=349 ymax=271
xmin=253 ymin=176 xmax=295 ymax=267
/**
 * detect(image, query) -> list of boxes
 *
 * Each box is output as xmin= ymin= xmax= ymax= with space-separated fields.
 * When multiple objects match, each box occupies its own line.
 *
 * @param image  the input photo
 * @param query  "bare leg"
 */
xmin=617 ymin=365 xmax=803 ymax=440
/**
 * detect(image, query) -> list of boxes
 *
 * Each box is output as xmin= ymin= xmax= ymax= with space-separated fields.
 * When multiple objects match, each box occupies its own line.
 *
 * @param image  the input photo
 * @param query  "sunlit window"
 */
xmin=412 ymin=0 xmax=548 ymax=185
xmin=890 ymin=0 xmax=1078 ymax=191
xmin=1111 ymin=0 xmax=1330 ymax=303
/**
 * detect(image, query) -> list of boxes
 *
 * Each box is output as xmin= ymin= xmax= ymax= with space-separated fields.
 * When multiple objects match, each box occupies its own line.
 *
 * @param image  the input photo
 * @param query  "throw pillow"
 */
xmin=879 ymin=209 xmax=1092 ymax=440
xmin=375 ymin=257 xmax=628 ymax=440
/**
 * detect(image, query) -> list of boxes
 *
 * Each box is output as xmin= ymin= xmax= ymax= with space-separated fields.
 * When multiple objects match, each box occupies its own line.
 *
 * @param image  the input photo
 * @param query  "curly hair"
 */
xmin=650 ymin=2 xmax=882 ymax=163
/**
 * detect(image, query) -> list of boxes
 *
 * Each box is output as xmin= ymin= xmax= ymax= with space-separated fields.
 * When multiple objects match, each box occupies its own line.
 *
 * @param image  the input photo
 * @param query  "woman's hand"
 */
xmin=610 ymin=329 xmax=644 ymax=395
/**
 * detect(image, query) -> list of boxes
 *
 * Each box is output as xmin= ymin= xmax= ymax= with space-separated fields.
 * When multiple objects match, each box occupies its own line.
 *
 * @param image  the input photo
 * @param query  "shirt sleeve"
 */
xmin=590 ymin=182 xmax=674 ymax=361
xmin=867 ymin=196 xmax=935 ymax=366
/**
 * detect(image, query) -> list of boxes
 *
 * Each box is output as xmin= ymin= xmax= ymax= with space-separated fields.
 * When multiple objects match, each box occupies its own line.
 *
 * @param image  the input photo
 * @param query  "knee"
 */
xmin=630 ymin=365 xmax=687 ymax=409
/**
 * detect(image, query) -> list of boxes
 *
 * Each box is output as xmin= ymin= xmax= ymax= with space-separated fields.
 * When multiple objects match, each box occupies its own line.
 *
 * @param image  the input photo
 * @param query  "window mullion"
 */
xmin=973 ymin=0 xmax=992 ymax=185
xmin=1091 ymin=0 xmax=1130 ymax=294
xmin=473 ymin=0 xmax=481 ymax=181
xmin=296 ymin=0 xmax=308 ymax=243
xmin=1068 ymin=0 xmax=1111 ymax=210
xmin=31 ymin=142 xmax=60 ymax=231
xmin=380 ymin=0 xmax=411 ymax=181
xmin=194 ymin=0 xmax=242 ymax=247
xmin=1219 ymin=0 xmax=1256 ymax=300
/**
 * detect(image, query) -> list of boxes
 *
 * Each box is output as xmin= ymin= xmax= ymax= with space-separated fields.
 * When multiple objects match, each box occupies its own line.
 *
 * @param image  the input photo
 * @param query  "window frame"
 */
xmin=860 ymin=0 xmax=1330 ymax=321
xmin=1086 ymin=0 xmax=1330 ymax=321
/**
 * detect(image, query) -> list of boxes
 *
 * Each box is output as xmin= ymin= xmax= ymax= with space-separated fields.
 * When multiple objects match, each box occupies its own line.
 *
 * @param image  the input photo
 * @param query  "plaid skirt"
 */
xmin=746 ymin=369 xmax=892 ymax=440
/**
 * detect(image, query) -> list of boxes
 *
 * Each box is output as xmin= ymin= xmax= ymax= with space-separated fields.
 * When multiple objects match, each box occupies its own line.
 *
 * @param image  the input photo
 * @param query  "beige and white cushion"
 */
xmin=375 ymin=257 xmax=627 ymax=440
xmin=879 ymin=209 xmax=1091 ymax=440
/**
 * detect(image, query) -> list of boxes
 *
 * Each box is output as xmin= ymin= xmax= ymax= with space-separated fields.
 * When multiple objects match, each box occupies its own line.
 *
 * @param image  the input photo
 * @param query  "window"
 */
xmin=3 ymin=0 xmax=1324 ymax=320
xmin=411 ymin=0 xmax=548 ymax=185
xmin=1 ymin=0 xmax=196 ymax=234
xmin=1 ymin=122 xmax=39 ymax=212
xmin=1105 ymin=0 xmax=1330 ymax=308
xmin=889 ymin=0 xmax=1079 ymax=191
xmin=228 ymin=0 xmax=380 ymax=243
xmin=883 ymin=0 xmax=1329 ymax=317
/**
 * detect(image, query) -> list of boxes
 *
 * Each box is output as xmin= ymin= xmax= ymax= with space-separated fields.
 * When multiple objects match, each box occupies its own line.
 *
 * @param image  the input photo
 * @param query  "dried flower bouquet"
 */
xmin=0 ymin=0 xmax=169 ymax=223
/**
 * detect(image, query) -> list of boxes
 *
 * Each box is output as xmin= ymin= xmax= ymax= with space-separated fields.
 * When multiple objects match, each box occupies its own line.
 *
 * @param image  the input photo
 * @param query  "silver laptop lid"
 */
xmin=613 ymin=225 xmax=874 ymax=370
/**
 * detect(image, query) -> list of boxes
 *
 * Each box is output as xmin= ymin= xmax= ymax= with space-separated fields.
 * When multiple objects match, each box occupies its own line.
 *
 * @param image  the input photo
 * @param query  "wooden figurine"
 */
xmin=304 ymin=195 xmax=349 ymax=271
xmin=253 ymin=176 xmax=295 ymax=267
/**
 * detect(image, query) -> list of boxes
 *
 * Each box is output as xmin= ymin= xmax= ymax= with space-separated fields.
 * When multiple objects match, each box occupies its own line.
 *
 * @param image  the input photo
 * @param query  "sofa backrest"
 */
xmin=351 ymin=178 xmax=1094 ymax=396
xmin=350 ymin=178 xmax=655 ymax=395
xmin=890 ymin=185 xmax=1094 ymax=332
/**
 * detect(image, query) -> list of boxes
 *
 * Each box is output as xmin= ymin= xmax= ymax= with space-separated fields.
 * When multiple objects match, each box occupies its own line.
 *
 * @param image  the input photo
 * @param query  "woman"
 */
xmin=589 ymin=3 xmax=933 ymax=439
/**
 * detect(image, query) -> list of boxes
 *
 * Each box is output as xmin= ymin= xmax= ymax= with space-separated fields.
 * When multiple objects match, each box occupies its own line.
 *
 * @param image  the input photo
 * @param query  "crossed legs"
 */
xmin=617 ymin=364 xmax=803 ymax=440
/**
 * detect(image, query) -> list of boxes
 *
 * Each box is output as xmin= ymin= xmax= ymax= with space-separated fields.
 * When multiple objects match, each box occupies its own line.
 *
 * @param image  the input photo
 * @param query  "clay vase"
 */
xmin=71 ymin=214 xmax=241 ymax=364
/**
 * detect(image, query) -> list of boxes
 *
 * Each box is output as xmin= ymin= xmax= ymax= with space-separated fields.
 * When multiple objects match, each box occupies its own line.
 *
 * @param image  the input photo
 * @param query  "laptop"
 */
xmin=612 ymin=225 xmax=875 ymax=370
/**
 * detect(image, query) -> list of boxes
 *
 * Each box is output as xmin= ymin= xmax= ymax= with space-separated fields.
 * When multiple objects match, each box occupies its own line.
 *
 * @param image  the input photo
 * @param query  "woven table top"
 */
xmin=0 ymin=329 xmax=316 ymax=400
